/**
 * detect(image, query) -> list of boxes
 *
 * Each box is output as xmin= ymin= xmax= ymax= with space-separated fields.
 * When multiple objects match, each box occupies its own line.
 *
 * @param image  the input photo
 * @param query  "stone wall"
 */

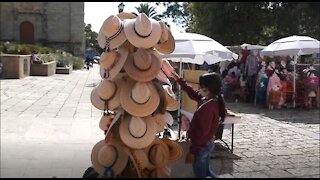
xmin=0 ymin=2 xmax=85 ymax=56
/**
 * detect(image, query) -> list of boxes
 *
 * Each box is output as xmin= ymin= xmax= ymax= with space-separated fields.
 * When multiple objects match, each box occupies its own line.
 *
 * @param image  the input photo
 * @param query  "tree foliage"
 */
xmin=135 ymin=3 xmax=161 ymax=20
xmin=161 ymin=2 xmax=320 ymax=45
xmin=84 ymin=24 xmax=101 ymax=54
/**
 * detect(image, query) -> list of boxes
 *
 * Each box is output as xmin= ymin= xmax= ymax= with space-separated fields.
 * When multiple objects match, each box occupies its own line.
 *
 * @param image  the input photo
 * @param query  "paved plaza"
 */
xmin=1 ymin=64 xmax=319 ymax=178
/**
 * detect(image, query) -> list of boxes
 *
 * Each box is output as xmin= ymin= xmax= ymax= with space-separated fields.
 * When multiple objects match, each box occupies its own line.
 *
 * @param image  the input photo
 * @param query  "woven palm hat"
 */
xmin=97 ymin=15 xmax=126 ymax=50
xmin=155 ymin=22 xmax=175 ymax=54
xmin=124 ymin=48 xmax=161 ymax=82
xmin=163 ymin=85 xmax=180 ymax=111
xmin=123 ymin=147 xmax=149 ymax=178
xmin=156 ymin=69 xmax=172 ymax=87
xmin=119 ymin=114 xmax=157 ymax=149
xmin=163 ymin=111 xmax=174 ymax=127
xmin=144 ymin=138 xmax=170 ymax=170
xmin=161 ymin=59 xmax=175 ymax=77
xmin=116 ymin=12 xmax=137 ymax=20
xmin=90 ymin=77 xmax=124 ymax=111
xmin=152 ymin=112 xmax=167 ymax=133
xmin=99 ymin=108 xmax=124 ymax=135
xmin=124 ymin=13 xmax=161 ymax=48
xmin=99 ymin=47 xmax=128 ymax=80
xmin=91 ymin=139 xmax=128 ymax=177
xmin=120 ymin=79 xmax=160 ymax=117
xmin=161 ymin=137 xmax=183 ymax=161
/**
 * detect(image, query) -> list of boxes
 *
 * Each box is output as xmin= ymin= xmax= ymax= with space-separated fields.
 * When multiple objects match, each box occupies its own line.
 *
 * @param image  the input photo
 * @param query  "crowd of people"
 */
xmin=216 ymin=48 xmax=319 ymax=109
xmin=181 ymin=48 xmax=319 ymax=109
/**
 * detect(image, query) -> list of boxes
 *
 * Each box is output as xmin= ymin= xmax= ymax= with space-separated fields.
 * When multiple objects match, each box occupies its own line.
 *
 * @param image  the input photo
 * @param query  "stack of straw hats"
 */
xmin=89 ymin=12 xmax=182 ymax=178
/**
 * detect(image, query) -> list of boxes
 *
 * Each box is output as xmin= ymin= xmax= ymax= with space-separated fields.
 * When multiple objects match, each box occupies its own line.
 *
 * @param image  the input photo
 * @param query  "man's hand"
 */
xmin=185 ymin=152 xmax=194 ymax=164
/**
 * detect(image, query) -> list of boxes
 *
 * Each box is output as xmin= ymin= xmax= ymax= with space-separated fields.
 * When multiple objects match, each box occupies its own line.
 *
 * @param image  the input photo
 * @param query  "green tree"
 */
xmin=160 ymin=2 xmax=191 ymax=30
xmin=135 ymin=3 xmax=161 ymax=20
xmin=84 ymin=24 xmax=101 ymax=53
xmin=162 ymin=2 xmax=320 ymax=45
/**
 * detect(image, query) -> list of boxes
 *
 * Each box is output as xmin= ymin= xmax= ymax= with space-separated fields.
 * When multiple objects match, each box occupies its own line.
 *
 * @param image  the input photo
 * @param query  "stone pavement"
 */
xmin=1 ymin=64 xmax=319 ymax=178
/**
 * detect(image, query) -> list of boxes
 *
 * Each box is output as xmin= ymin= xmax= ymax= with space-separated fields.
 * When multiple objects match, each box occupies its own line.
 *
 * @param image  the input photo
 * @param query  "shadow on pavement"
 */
xmin=170 ymin=140 xmax=241 ymax=178
xmin=227 ymin=102 xmax=320 ymax=125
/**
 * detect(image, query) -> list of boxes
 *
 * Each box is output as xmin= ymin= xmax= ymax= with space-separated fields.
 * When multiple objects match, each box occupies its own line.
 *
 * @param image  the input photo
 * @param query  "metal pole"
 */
xmin=293 ymin=55 xmax=297 ymax=108
xmin=177 ymin=58 xmax=183 ymax=140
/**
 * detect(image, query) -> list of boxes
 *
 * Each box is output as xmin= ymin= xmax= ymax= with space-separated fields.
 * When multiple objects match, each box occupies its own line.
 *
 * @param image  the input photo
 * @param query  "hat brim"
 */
xmin=99 ymin=108 xmax=124 ymax=134
xmin=161 ymin=137 xmax=183 ymax=161
xmin=124 ymin=19 xmax=161 ymax=49
xmin=91 ymin=78 xmax=124 ymax=111
xmin=91 ymin=140 xmax=128 ymax=177
xmin=119 ymin=115 xmax=157 ymax=149
xmin=97 ymin=22 xmax=127 ymax=50
xmin=155 ymin=29 xmax=175 ymax=54
xmin=116 ymin=12 xmax=137 ymax=20
xmin=99 ymin=48 xmax=128 ymax=80
xmin=124 ymin=49 xmax=161 ymax=82
xmin=120 ymin=79 xmax=160 ymax=117
xmin=163 ymin=86 xmax=180 ymax=111
xmin=123 ymin=147 xmax=149 ymax=178
xmin=144 ymin=138 xmax=170 ymax=170
xmin=152 ymin=112 xmax=167 ymax=133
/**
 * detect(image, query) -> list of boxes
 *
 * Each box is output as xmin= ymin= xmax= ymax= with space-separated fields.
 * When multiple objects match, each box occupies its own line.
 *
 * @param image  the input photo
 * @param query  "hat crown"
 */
xmin=129 ymin=117 xmax=147 ymax=138
xmin=158 ymin=21 xmax=169 ymax=43
xmin=133 ymin=49 xmax=152 ymax=70
xmin=97 ymin=80 xmax=116 ymax=100
xmin=149 ymin=144 xmax=167 ymax=166
xmin=134 ymin=13 xmax=152 ymax=37
xmin=98 ymin=145 xmax=117 ymax=166
xmin=132 ymin=82 xmax=151 ymax=104
xmin=100 ymin=51 xmax=118 ymax=69
xmin=102 ymin=15 xmax=122 ymax=37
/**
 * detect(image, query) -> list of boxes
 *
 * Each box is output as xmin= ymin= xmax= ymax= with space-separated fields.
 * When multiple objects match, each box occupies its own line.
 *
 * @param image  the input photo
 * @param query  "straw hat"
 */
xmin=120 ymin=79 xmax=160 ymax=117
xmin=161 ymin=137 xmax=183 ymax=161
xmin=156 ymin=69 xmax=172 ymax=87
xmin=163 ymin=85 xmax=180 ymax=111
xmin=99 ymin=48 xmax=128 ymax=80
xmin=162 ymin=60 xmax=175 ymax=76
xmin=90 ymin=78 xmax=124 ymax=111
xmin=97 ymin=15 xmax=126 ymax=50
xmin=163 ymin=111 xmax=174 ymax=127
xmin=116 ymin=12 xmax=137 ymax=20
xmin=152 ymin=112 xmax=167 ymax=133
xmin=119 ymin=114 xmax=157 ymax=149
xmin=124 ymin=13 xmax=161 ymax=48
xmin=124 ymin=48 xmax=161 ymax=82
xmin=123 ymin=147 xmax=149 ymax=178
xmin=99 ymin=108 xmax=123 ymax=135
xmin=144 ymin=138 xmax=170 ymax=170
xmin=155 ymin=22 xmax=175 ymax=54
xmin=91 ymin=139 xmax=128 ymax=177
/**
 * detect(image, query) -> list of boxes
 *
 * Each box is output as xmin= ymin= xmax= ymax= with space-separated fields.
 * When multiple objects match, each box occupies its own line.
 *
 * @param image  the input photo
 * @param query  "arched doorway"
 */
xmin=20 ymin=21 xmax=34 ymax=44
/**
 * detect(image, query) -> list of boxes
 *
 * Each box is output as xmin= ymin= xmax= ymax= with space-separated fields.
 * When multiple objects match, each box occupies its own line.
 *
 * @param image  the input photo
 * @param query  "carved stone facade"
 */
xmin=0 ymin=2 xmax=85 ymax=56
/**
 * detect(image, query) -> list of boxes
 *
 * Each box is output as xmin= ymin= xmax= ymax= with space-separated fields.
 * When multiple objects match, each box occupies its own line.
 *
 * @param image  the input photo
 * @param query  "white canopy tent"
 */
xmin=260 ymin=35 xmax=320 ymax=107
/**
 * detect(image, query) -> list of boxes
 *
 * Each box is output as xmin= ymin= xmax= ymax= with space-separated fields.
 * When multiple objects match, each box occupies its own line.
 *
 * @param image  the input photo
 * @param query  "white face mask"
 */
xmin=199 ymin=89 xmax=208 ymax=97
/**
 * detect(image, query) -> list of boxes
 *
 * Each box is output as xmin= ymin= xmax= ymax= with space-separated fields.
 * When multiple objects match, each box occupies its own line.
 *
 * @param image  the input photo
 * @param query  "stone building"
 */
xmin=0 ymin=2 xmax=85 ymax=56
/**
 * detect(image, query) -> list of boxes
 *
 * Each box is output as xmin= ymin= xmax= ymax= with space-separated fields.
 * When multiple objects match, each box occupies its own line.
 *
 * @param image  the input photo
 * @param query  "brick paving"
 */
xmin=1 ymin=64 xmax=319 ymax=178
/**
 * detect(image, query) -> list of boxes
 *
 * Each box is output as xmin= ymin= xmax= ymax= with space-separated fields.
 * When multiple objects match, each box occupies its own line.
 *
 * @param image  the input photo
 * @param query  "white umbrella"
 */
xmin=160 ymin=32 xmax=238 ymax=65
xmin=261 ymin=35 xmax=320 ymax=107
xmin=261 ymin=35 xmax=320 ymax=56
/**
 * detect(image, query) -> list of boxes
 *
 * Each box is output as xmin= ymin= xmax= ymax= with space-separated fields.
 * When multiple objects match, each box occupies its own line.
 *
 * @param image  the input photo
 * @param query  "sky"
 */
xmin=84 ymin=2 xmax=185 ymax=33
